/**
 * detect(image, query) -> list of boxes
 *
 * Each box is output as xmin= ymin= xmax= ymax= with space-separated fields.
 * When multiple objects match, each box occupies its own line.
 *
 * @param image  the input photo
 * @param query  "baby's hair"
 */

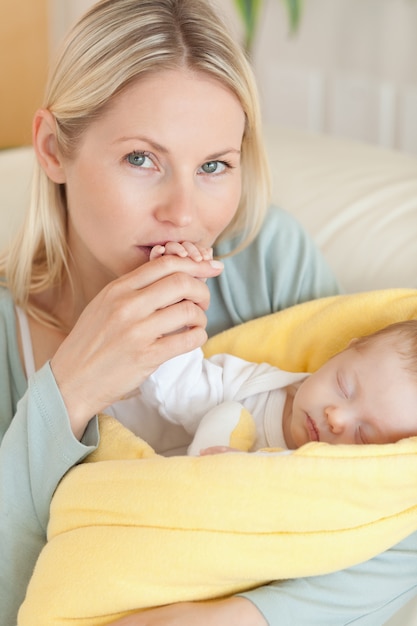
xmin=353 ymin=319 xmax=417 ymax=378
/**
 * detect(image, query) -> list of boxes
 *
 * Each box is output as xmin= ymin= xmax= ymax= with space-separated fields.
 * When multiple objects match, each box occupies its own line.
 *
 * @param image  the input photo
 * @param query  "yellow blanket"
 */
xmin=18 ymin=288 xmax=417 ymax=626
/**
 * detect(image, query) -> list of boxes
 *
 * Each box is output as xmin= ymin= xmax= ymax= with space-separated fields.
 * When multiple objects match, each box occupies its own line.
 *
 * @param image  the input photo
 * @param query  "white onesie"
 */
xmin=140 ymin=348 xmax=308 ymax=455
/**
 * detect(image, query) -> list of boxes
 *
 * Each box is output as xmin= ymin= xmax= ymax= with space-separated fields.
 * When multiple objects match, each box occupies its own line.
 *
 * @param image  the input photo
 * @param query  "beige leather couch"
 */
xmin=1 ymin=127 xmax=417 ymax=624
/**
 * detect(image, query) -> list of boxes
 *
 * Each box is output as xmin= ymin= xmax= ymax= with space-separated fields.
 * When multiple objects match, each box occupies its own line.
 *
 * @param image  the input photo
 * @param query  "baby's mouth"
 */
xmin=306 ymin=414 xmax=320 ymax=441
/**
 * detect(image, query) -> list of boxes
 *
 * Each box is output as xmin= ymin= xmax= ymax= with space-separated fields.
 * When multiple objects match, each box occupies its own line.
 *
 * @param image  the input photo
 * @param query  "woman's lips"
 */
xmin=136 ymin=245 xmax=153 ymax=260
xmin=306 ymin=414 xmax=320 ymax=441
xmin=137 ymin=242 xmax=173 ymax=260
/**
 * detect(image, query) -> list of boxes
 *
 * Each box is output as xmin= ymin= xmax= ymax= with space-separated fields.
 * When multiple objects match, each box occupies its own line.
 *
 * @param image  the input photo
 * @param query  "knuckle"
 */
xmin=180 ymin=299 xmax=197 ymax=317
xmin=180 ymin=328 xmax=208 ymax=352
xmin=178 ymin=299 xmax=207 ymax=326
xmin=171 ymin=271 xmax=192 ymax=293
xmin=159 ymin=254 xmax=178 ymax=272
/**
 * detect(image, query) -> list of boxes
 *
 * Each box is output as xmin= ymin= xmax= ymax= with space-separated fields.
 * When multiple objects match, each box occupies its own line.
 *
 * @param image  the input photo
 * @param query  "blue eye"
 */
xmin=126 ymin=152 xmax=153 ymax=168
xmin=199 ymin=161 xmax=228 ymax=174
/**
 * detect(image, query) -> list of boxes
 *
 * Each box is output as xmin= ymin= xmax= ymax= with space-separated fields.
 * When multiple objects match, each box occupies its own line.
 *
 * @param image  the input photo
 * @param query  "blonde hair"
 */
xmin=0 ymin=0 xmax=270 ymax=326
xmin=353 ymin=319 xmax=417 ymax=379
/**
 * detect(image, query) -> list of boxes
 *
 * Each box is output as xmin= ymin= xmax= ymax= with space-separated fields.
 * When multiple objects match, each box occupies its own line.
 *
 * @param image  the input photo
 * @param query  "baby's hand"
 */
xmin=150 ymin=242 xmax=213 ymax=262
xmin=200 ymin=446 xmax=243 ymax=455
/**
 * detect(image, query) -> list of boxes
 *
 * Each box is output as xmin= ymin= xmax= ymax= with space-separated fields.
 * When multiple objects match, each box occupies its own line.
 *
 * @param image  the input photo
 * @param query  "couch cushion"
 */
xmin=264 ymin=126 xmax=417 ymax=292
xmin=0 ymin=147 xmax=34 ymax=249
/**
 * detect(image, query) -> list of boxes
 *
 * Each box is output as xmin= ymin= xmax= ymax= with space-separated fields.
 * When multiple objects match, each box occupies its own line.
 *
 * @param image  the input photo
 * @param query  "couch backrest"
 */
xmin=264 ymin=126 xmax=417 ymax=293
xmin=0 ymin=147 xmax=34 ymax=250
xmin=1 ymin=128 xmax=417 ymax=293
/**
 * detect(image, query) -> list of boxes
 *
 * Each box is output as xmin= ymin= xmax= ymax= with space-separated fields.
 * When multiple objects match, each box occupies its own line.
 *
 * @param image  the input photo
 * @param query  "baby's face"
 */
xmin=283 ymin=339 xmax=417 ymax=449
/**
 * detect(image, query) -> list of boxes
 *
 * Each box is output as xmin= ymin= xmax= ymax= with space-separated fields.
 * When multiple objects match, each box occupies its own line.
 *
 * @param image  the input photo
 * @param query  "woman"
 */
xmin=0 ymin=1 xmax=343 ymax=624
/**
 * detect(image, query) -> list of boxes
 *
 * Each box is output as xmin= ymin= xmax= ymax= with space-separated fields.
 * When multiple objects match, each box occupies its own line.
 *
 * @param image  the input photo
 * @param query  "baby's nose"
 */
xmin=325 ymin=405 xmax=346 ymax=434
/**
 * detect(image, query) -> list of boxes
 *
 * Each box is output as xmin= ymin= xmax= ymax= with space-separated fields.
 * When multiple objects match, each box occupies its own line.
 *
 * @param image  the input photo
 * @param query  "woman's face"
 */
xmin=59 ymin=69 xmax=245 ymax=286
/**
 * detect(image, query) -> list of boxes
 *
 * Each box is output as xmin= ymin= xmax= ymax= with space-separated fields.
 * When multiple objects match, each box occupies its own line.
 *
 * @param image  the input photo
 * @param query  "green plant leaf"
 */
xmin=232 ymin=0 xmax=264 ymax=53
xmin=282 ymin=0 xmax=303 ymax=34
xmin=233 ymin=0 xmax=304 ymax=55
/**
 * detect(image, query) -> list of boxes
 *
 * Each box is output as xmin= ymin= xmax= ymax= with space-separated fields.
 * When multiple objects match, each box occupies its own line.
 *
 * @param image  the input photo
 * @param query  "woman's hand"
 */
xmin=107 ymin=597 xmax=268 ymax=626
xmin=50 ymin=254 xmax=223 ymax=439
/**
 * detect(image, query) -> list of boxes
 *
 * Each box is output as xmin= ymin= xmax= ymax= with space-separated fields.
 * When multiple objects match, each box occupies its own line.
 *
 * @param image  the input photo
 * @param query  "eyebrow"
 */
xmin=114 ymin=136 xmax=241 ymax=159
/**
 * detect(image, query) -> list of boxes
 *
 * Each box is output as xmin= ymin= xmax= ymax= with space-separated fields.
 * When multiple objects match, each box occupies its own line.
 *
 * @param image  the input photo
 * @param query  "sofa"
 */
xmin=1 ymin=127 xmax=417 ymax=624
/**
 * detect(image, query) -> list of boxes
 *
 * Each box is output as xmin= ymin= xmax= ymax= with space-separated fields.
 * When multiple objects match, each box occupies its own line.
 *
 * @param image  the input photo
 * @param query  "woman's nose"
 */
xmin=154 ymin=177 xmax=195 ymax=227
xmin=325 ymin=405 xmax=346 ymax=434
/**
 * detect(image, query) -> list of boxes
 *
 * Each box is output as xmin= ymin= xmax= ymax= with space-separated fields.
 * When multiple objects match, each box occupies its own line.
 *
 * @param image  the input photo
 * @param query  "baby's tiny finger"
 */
xmin=163 ymin=241 xmax=188 ymax=257
xmin=149 ymin=244 xmax=165 ymax=260
xmin=201 ymin=247 xmax=213 ymax=261
xmin=181 ymin=241 xmax=203 ymax=261
xmin=200 ymin=445 xmax=238 ymax=455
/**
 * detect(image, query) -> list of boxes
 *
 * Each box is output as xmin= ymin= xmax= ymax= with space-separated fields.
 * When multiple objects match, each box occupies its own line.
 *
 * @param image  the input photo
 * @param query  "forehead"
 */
xmin=102 ymin=68 xmax=243 ymax=123
xmin=342 ymin=336 xmax=397 ymax=367
xmin=339 ymin=338 xmax=417 ymax=400
xmin=80 ymin=68 xmax=246 ymax=151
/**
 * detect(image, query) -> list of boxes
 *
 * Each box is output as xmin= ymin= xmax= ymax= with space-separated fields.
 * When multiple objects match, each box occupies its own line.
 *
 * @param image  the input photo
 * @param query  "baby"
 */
xmin=143 ymin=242 xmax=417 ymax=455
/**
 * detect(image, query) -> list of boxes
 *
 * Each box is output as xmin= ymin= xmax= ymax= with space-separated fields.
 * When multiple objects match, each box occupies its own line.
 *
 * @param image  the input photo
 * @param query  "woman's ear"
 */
xmin=32 ymin=109 xmax=67 ymax=183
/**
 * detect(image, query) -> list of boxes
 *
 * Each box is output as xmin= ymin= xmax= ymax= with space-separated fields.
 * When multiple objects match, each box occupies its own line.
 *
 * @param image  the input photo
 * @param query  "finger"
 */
xmin=200 ymin=446 xmax=239 ymax=455
xmin=162 ymin=241 xmax=189 ymax=257
xmin=130 ymin=272 xmax=213 ymax=315
xmin=149 ymin=244 xmax=165 ymax=260
xmin=123 ymin=255 xmax=223 ymax=291
xmin=151 ymin=297 xmax=209 ymax=335
xmin=147 ymin=323 xmax=208 ymax=363
xmin=180 ymin=242 xmax=213 ymax=261
xmin=180 ymin=241 xmax=203 ymax=261
xmin=201 ymin=246 xmax=214 ymax=261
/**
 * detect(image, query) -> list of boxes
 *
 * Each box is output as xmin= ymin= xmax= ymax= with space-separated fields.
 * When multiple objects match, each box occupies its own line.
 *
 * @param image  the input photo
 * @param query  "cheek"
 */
xmin=227 ymin=182 xmax=242 ymax=219
xmin=295 ymin=376 xmax=319 ymax=407
xmin=66 ymin=162 xmax=130 ymax=225
xmin=65 ymin=176 xmax=127 ymax=254
xmin=202 ymin=180 xmax=242 ymax=235
xmin=65 ymin=162 xmax=102 ymax=217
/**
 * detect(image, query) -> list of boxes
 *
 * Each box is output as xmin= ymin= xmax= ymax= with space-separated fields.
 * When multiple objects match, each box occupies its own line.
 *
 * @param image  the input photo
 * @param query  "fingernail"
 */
xmin=209 ymin=259 xmax=224 ymax=269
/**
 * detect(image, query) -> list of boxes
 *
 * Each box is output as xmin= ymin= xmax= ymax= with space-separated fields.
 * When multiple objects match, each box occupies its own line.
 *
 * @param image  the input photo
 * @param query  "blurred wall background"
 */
xmin=2 ymin=0 xmax=417 ymax=153
xmin=0 ymin=0 xmax=48 ymax=147
xmin=249 ymin=0 xmax=417 ymax=154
